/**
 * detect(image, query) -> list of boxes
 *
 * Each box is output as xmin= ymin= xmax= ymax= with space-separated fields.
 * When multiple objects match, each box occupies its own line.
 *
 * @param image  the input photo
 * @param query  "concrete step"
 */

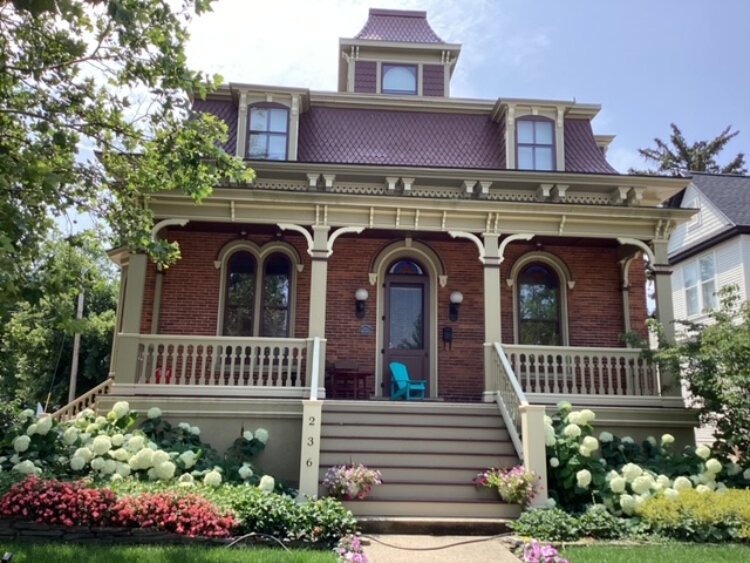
xmin=341 ymin=499 xmax=522 ymax=519
xmin=321 ymin=423 xmax=509 ymax=441
xmin=362 ymin=482 xmax=500 ymax=502
xmin=356 ymin=516 xmax=515 ymax=535
xmin=320 ymin=436 xmax=514 ymax=455
xmin=322 ymin=410 xmax=503 ymax=428
xmin=323 ymin=401 xmax=500 ymax=416
xmin=319 ymin=451 xmax=518 ymax=468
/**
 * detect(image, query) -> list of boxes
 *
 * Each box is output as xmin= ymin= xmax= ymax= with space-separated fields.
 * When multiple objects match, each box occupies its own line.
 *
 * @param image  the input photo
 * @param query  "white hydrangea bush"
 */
xmin=0 ymin=402 xmax=277 ymax=492
xmin=546 ymin=402 xmax=750 ymax=514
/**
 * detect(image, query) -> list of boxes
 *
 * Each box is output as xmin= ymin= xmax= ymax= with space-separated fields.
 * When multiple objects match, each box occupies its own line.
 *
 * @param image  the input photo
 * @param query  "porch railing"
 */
xmin=503 ymin=344 xmax=659 ymax=397
xmin=485 ymin=342 xmax=527 ymax=458
xmin=51 ymin=377 xmax=113 ymax=422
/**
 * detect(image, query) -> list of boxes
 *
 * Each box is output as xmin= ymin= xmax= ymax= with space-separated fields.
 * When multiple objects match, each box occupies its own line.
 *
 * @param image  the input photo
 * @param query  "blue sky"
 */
xmin=186 ymin=0 xmax=749 ymax=173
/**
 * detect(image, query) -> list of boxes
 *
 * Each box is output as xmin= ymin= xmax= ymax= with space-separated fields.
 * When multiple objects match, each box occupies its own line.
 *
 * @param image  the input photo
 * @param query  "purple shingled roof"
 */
xmin=298 ymin=106 xmax=505 ymax=169
xmin=354 ymin=8 xmax=446 ymax=44
xmin=193 ymin=98 xmax=238 ymax=155
xmin=564 ymin=119 xmax=617 ymax=174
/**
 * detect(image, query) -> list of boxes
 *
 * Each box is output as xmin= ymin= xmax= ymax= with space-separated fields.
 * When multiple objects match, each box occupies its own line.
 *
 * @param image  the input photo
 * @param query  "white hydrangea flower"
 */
xmin=102 ymin=459 xmax=117 ymax=475
xmin=26 ymin=423 xmax=38 ymax=436
xmin=147 ymin=468 xmax=158 ymax=481
xmin=189 ymin=426 xmax=200 ymax=436
xmin=179 ymin=450 xmax=198 ymax=469
xmin=155 ymin=461 xmax=176 ymax=481
xmin=632 ymin=475 xmax=654 ymax=495
xmin=543 ymin=415 xmax=553 ymax=426
xmin=178 ymin=473 xmax=194 ymax=485
xmin=656 ymin=475 xmax=672 ymax=489
xmin=20 ymin=408 xmax=35 ymax=420
xmin=204 ymin=470 xmax=222 ymax=487
xmin=556 ymin=401 xmax=572 ymax=412
xmin=716 ymin=482 xmax=728 ymax=492
xmin=622 ymin=463 xmax=643 ymax=482
xmin=726 ymin=462 xmax=741 ymax=476
xmin=549 ymin=457 xmax=560 ymax=468
xmin=579 ymin=445 xmax=592 ymax=457
xmin=563 ymin=424 xmax=581 ymax=439
xmin=696 ymin=484 xmax=711 ymax=494
xmin=13 ymin=460 xmax=37 ymax=475
xmin=610 ymin=476 xmax=626 ymax=494
xmin=13 ymin=435 xmax=30 ymax=453
xmin=151 ymin=450 xmax=170 ymax=467
xmin=743 ymin=468 xmax=750 ymax=481
xmin=567 ymin=411 xmax=582 ymax=425
xmin=178 ymin=422 xmax=191 ymax=431
xmin=78 ymin=433 xmax=91 ymax=443
xmin=9 ymin=454 xmax=19 ymax=464
xmin=243 ymin=430 xmax=254 ymax=441
xmin=90 ymin=457 xmax=105 ymax=471
xmin=673 ymin=476 xmax=693 ymax=491
xmin=85 ymin=423 xmax=98 ymax=434
xmin=255 ymin=428 xmax=269 ymax=444
xmin=578 ymin=409 xmax=596 ymax=425
xmin=582 ymin=436 xmax=599 ymax=451
xmin=621 ymin=436 xmax=634 ymax=444
xmin=63 ymin=427 xmax=79 ymax=445
xmin=259 ymin=475 xmax=275 ymax=492
xmin=78 ymin=408 xmax=95 ymax=419
xmin=545 ymin=498 xmax=556 ymax=508
xmin=73 ymin=447 xmax=93 ymax=462
xmin=619 ymin=494 xmax=636 ymax=514
xmin=695 ymin=445 xmax=711 ymax=460
xmin=129 ymin=447 xmax=154 ymax=470
xmin=126 ymin=436 xmax=145 ymax=452
xmin=599 ymin=431 xmax=614 ymax=443
xmin=576 ymin=469 xmax=592 ymax=488
xmin=116 ymin=462 xmax=131 ymax=477
xmin=646 ymin=436 xmax=657 ymax=447
xmin=661 ymin=433 xmax=675 ymax=445
xmin=239 ymin=465 xmax=254 ymax=480
xmin=147 ymin=407 xmax=162 ymax=419
xmin=664 ymin=488 xmax=679 ymax=500
xmin=705 ymin=458 xmax=722 ymax=475
xmin=92 ymin=435 xmax=112 ymax=456
xmin=110 ymin=401 xmax=130 ymax=420
xmin=544 ymin=424 xmax=556 ymax=447
xmin=110 ymin=473 xmax=123 ymax=483
xmin=36 ymin=415 xmax=53 ymax=436
xmin=111 ymin=433 xmax=124 ymax=447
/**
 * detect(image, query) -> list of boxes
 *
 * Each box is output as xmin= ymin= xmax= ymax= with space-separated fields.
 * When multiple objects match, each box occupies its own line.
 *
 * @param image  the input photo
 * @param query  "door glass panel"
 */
xmin=388 ymin=285 xmax=424 ymax=350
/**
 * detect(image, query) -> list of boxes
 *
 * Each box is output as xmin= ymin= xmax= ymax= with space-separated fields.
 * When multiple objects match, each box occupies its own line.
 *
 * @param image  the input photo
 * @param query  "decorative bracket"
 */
xmin=327 ymin=226 xmax=365 ymax=257
xmin=498 ymin=233 xmax=534 ymax=263
xmin=448 ymin=231 xmax=486 ymax=263
xmin=278 ymin=223 xmax=314 ymax=256
xmin=151 ymin=218 xmax=189 ymax=241
xmin=616 ymin=237 xmax=656 ymax=265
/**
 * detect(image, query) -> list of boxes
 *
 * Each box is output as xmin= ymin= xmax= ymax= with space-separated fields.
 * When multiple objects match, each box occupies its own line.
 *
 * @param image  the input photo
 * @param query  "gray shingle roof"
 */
xmin=691 ymin=172 xmax=750 ymax=227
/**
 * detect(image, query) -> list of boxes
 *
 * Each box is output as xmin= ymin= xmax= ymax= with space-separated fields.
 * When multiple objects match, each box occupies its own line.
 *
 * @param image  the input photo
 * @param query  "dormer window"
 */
xmin=248 ymin=105 xmax=289 ymax=160
xmin=382 ymin=64 xmax=417 ymax=95
xmin=517 ymin=117 xmax=555 ymax=171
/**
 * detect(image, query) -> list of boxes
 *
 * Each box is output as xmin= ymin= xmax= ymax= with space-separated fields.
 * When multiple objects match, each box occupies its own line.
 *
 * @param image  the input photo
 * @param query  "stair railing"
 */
xmin=51 ymin=377 xmax=113 ymax=422
xmin=487 ymin=342 xmax=527 ymax=458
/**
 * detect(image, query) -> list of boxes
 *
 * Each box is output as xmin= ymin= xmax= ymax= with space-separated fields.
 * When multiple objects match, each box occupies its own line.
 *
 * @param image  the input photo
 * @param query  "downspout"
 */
xmin=150 ymin=219 xmax=190 ymax=334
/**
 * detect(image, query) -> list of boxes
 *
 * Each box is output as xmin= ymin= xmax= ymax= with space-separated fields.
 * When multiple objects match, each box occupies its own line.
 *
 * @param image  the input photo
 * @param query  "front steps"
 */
xmin=319 ymin=401 xmax=522 ymax=524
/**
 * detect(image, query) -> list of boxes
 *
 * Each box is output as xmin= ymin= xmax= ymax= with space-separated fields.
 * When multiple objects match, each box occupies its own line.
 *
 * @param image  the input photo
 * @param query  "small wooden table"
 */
xmin=329 ymin=371 xmax=369 ymax=400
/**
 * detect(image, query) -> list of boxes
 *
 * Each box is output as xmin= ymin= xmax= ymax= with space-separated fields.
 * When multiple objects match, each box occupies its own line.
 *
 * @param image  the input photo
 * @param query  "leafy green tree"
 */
xmin=631 ymin=124 xmax=746 ymax=176
xmin=653 ymin=287 xmax=750 ymax=463
xmin=0 ymin=0 xmax=254 ymax=324
xmin=0 ymin=231 xmax=117 ymax=408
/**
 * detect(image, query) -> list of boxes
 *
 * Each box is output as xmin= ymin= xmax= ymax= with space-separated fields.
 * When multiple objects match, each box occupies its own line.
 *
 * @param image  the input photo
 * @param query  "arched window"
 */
xmin=516 ymin=116 xmax=555 ymax=171
xmin=382 ymin=64 xmax=417 ymax=95
xmin=261 ymin=253 xmax=292 ymax=337
xmin=223 ymin=252 xmax=256 ymax=336
xmin=517 ymin=263 xmax=561 ymax=345
xmin=218 ymin=244 xmax=298 ymax=337
xmin=247 ymin=104 xmax=289 ymax=160
xmin=388 ymin=259 xmax=424 ymax=275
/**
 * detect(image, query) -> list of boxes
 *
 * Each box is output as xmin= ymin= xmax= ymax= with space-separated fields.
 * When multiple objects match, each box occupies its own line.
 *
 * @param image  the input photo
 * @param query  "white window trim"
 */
xmin=215 ymin=241 xmax=300 ymax=337
xmin=682 ymin=251 xmax=718 ymax=319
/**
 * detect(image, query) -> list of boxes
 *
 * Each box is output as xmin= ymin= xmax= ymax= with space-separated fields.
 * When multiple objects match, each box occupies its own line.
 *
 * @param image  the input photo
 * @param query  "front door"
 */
xmin=383 ymin=259 xmax=429 ymax=397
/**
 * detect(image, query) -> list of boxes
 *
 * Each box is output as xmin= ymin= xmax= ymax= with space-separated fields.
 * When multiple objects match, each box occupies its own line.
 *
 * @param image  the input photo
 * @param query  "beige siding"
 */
xmin=668 ymin=185 xmax=733 ymax=256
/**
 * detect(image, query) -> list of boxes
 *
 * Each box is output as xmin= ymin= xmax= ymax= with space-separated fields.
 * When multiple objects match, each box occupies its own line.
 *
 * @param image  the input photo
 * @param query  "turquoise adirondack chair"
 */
xmin=389 ymin=362 xmax=427 ymax=401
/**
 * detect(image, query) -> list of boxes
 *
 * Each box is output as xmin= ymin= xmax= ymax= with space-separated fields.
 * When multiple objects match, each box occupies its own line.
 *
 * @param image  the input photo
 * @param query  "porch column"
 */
xmin=308 ymin=226 xmax=330 ymax=338
xmin=112 ymin=253 xmax=148 ymax=387
xmin=483 ymin=234 xmax=502 ymax=401
xmin=651 ymin=239 xmax=680 ymax=396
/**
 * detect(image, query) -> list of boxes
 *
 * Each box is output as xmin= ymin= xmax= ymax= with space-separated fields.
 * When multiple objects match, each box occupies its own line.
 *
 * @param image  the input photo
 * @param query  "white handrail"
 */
xmin=309 ymin=336 xmax=321 ymax=401
xmin=494 ymin=342 xmax=529 ymax=407
xmin=51 ymin=377 xmax=113 ymax=421
xmin=489 ymin=342 xmax=527 ymax=458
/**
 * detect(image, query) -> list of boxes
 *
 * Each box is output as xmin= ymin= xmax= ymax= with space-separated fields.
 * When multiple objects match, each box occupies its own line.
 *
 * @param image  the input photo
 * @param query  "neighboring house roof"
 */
xmin=193 ymin=98 xmax=238 ymax=155
xmin=691 ymin=172 xmax=750 ymax=228
xmin=564 ymin=120 xmax=618 ymax=174
xmin=297 ymin=107 xmax=505 ymax=169
xmin=354 ymin=8 xmax=446 ymax=44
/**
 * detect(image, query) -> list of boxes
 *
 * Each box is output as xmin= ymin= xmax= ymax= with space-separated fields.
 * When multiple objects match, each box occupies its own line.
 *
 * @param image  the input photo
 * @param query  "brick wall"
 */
xmin=138 ymin=229 xmax=649 ymax=402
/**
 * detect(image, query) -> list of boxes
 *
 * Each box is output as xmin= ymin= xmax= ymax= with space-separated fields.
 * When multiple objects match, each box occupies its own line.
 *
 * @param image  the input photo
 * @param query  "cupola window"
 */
xmin=517 ymin=117 xmax=555 ymax=171
xmin=382 ymin=64 xmax=418 ymax=95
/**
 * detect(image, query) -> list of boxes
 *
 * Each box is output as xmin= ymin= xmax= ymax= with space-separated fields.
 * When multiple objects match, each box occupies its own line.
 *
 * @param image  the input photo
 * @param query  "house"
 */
xmin=61 ymin=9 xmax=698 ymax=520
xmin=668 ymin=172 xmax=750 ymax=444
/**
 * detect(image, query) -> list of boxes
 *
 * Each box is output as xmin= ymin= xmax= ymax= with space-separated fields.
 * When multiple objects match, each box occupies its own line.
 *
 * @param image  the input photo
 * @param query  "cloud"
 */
xmin=607 ymin=146 xmax=648 ymax=174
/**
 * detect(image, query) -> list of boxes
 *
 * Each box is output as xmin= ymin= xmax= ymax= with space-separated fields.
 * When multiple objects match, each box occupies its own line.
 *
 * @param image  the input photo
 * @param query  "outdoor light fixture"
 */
xmin=355 ymin=288 xmax=369 ymax=319
xmin=449 ymin=291 xmax=464 ymax=322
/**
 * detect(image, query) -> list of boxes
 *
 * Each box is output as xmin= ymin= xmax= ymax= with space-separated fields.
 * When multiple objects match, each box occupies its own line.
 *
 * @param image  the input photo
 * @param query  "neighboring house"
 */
xmin=61 ymin=9 xmax=697 ymax=520
xmin=668 ymin=172 xmax=750 ymax=444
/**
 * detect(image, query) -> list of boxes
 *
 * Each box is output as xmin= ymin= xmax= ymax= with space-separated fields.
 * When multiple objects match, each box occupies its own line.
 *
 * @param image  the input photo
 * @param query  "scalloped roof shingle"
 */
xmin=354 ymin=8 xmax=446 ymax=44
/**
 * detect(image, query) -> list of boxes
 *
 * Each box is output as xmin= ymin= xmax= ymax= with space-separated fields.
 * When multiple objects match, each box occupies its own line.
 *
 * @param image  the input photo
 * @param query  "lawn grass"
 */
xmin=562 ymin=543 xmax=750 ymax=563
xmin=0 ymin=542 xmax=337 ymax=563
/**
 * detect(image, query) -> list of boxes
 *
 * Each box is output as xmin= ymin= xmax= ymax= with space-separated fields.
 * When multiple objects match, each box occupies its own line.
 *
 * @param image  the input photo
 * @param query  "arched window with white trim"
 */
xmin=517 ymin=263 xmax=561 ymax=345
xmin=223 ymin=251 xmax=257 ymax=336
xmin=260 ymin=253 xmax=292 ymax=337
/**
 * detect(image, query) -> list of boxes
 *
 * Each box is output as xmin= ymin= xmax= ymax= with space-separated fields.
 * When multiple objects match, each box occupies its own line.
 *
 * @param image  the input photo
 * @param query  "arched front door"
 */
xmin=382 ymin=259 xmax=429 ymax=397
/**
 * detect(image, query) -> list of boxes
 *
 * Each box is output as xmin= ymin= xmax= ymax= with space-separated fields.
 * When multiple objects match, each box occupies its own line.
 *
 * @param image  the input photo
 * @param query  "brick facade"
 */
xmin=138 ymin=227 xmax=649 ymax=402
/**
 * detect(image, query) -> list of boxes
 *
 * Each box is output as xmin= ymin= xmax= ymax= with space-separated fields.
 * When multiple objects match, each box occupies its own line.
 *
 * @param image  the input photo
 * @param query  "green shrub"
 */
xmin=510 ymin=508 xmax=580 ymax=542
xmin=229 ymin=488 xmax=299 ymax=539
xmin=578 ymin=504 xmax=624 ymax=539
xmin=639 ymin=489 xmax=750 ymax=542
xmin=297 ymin=496 xmax=358 ymax=547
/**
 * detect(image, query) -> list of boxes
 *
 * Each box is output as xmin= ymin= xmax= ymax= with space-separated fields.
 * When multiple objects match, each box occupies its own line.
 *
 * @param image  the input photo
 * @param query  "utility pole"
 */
xmin=68 ymin=291 xmax=84 ymax=403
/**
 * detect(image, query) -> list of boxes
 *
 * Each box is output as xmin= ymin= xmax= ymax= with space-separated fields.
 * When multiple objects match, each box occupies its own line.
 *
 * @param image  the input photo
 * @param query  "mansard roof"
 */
xmin=353 ymin=8 xmax=446 ymax=44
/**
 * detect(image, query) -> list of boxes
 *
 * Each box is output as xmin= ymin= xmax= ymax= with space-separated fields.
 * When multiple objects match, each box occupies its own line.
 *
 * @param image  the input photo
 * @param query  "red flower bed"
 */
xmin=111 ymin=493 xmax=237 ymax=538
xmin=0 ymin=476 xmax=116 ymax=527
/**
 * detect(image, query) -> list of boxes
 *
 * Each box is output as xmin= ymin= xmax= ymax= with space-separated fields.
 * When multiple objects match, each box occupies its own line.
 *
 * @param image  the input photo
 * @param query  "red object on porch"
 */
xmin=155 ymin=367 xmax=172 ymax=384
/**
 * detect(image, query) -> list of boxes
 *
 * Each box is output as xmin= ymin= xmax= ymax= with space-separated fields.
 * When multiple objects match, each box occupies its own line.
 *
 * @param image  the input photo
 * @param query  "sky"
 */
xmin=185 ymin=0 xmax=750 ymax=173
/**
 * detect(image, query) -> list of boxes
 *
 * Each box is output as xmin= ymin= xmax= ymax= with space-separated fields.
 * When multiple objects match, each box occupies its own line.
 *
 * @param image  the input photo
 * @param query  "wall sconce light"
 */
xmin=449 ymin=291 xmax=463 ymax=322
xmin=355 ymin=288 xmax=369 ymax=319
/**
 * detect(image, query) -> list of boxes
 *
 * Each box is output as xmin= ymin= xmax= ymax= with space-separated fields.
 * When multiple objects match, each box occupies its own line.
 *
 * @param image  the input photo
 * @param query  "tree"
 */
xmin=631 ymin=123 xmax=747 ymax=176
xmin=653 ymin=287 xmax=750 ymax=464
xmin=0 ymin=231 xmax=118 ymax=408
xmin=0 ymin=0 xmax=254 ymax=324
